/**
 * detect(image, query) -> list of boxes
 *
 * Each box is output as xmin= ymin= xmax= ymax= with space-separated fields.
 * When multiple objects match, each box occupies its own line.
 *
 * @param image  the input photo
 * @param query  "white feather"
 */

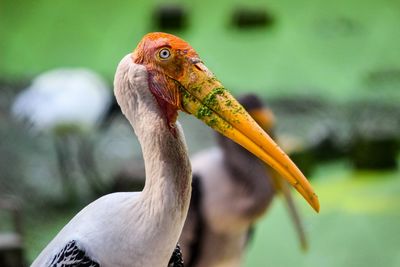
xmin=31 ymin=55 xmax=192 ymax=267
xmin=12 ymin=68 xmax=111 ymax=131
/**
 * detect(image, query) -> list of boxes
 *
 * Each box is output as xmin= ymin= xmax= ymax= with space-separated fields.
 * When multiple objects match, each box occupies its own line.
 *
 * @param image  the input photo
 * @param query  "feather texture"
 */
xmin=47 ymin=240 xmax=99 ymax=267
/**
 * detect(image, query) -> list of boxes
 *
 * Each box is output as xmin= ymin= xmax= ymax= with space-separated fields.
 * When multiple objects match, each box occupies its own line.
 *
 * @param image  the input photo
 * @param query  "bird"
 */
xmin=11 ymin=68 xmax=112 ymax=200
xmin=179 ymin=94 xmax=308 ymax=267
xmin=30 ymin=32 xmax=319 ymax=267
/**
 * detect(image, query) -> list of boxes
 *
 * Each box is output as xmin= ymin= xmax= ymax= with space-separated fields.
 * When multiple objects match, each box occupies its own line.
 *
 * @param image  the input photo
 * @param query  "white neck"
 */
xmin=114 ymin=54 xmax=192 ymax=217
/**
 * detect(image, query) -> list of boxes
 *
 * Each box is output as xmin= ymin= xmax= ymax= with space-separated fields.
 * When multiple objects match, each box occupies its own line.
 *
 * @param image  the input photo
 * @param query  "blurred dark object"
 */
xmin=348 ymin=101 xmax=400 ymax=170
xmin=0 ymin=198 xmax=25 ymax=267
xmin=315 ymin=17 xmax=362 ymax=38
xmin=232 ymin=7 xmax=274 ymax=29
xmin=99 ymin=98 xmax=121 ymax=130
xmin=351 ymin=137 xmax=398 ymax=170
xmin=308 ymin=123 xmax=348 ymax=162
xmin=0 ymin=80 xmax=29 ymax=116
xmin=154 ymin=4 xmax=188 ymax=31
xmin=0 ymin=80 xmax=29 ymax=93
xmin=290 ymin=149 xmax=315 ymax=178
xmin=269 ymin=96 xmax=326 ymax=115
xmin=110 ymin=159 xmax=145 ymax=192
xmin=364 ymin=68 xmax=400 ymax=91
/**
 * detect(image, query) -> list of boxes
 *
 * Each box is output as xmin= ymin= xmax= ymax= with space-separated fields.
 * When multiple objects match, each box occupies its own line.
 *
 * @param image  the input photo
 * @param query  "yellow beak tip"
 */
xmin=312 ymin=198 xmax=320 ymax=213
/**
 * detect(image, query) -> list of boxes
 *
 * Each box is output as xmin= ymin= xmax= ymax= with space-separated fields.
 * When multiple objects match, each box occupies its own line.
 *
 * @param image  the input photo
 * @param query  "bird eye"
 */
xmin=159 ymin=48 xmax=171 ymax=59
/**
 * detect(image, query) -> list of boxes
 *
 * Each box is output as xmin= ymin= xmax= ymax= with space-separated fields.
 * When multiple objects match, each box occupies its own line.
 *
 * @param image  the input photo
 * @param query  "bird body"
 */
xmin=192 ymin=147 xmax=273 ymax=233
xmin=31 ymin=32 xmax=318 ymax=267
xmin=32 ymin=58 xmax=191 ymax=267
xmin=180 ymin=95 xmax=308 ymax=267
xmin=180 ymin=147 xmax=274 ymax=267
xmin=31 ymin=191 xmax=181 ymax=267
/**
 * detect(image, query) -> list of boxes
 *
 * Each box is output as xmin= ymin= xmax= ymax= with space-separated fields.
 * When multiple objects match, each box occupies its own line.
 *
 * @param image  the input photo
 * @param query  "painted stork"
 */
xmin=31 ymin=32 xmax=319 ymax=267
xmin=12 ymin=69 xmax=112 ymax=199
xmin=179 ymin=94 xmax=308 ymax=267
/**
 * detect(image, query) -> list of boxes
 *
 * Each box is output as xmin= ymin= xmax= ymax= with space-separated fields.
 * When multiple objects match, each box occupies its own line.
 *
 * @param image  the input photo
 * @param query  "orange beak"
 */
xmin=131 ymin=32 xmax=319 ymax=212
xmin=178 ymin=61 xmax=319 ymax=212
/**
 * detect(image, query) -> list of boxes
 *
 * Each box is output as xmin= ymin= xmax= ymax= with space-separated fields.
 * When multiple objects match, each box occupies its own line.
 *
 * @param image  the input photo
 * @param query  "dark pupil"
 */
xmin=161 ymin=50 xmax=169 ymax=58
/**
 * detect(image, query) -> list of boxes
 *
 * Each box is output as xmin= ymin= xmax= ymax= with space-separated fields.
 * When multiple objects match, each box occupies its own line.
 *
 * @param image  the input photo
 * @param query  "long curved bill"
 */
xmin=179 ymin=62 xmax=319 ymax=212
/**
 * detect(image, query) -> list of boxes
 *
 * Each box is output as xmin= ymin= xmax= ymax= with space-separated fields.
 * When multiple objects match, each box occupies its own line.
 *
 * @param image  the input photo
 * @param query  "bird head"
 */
xmin=131 ymin=32 xmax=319 ymax=212
xmin=132 ymin=32 xmax=215 ymax=128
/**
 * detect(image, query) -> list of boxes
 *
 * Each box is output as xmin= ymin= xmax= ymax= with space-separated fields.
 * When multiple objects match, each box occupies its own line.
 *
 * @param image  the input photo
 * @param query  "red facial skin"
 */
xmin=132 ymin=32 xmax=200 ymax=134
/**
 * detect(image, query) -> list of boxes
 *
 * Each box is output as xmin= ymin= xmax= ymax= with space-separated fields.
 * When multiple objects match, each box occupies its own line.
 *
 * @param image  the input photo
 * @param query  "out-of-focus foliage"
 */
xmin=0 ymin=0 xmax=399 ymax=266
xmin=1 ymin=0 xmax=400 ymax=102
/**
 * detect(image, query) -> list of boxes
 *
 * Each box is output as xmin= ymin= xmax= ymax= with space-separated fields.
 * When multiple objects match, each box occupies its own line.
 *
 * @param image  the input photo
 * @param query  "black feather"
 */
xmin=48 ymin=240 xmax=99 ymax=267
xmin=168 ymin=243 xmax=184 ymax=267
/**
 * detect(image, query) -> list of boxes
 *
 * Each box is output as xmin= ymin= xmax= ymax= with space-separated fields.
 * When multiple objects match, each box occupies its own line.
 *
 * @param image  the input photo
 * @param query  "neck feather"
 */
xmin=222 ymin=139 xmax=275 ymax=218
xmin=114 ymin=54 xmax=192 ymax=213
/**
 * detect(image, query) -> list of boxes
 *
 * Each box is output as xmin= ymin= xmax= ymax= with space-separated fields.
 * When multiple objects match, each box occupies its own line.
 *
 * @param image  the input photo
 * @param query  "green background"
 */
xmin=1 ymin=0 xmax=399 ymax=266
xmin=1 ymin=0 xmax=400 ymax=101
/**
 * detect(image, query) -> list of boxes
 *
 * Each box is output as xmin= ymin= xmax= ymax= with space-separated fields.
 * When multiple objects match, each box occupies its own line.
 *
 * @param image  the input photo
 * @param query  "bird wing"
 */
xmin=179 ymin=174 xmax=204 ymax=267
xmin=168 ymin=243 xmax=184 ymax=267
xmin=47 ymin=240 xmax=100 ymax=267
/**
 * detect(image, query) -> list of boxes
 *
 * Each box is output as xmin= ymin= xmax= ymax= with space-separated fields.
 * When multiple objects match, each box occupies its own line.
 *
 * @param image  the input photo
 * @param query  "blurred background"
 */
xmin=0 ymin=0 xmax=399 ymax=266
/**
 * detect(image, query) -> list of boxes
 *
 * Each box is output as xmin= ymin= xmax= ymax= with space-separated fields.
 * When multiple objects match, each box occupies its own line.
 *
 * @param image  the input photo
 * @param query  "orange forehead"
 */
xmin=133 ymin=32 xmax=198 ymax=64
xmin=142 ymin=32 xmax=191 ymax=49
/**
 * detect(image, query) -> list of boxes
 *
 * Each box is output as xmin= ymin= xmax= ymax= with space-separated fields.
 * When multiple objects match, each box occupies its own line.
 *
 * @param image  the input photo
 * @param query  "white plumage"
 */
xmin=12 ymin=68 xmax=111 ymax=132
xmin=11 ymin=68 xmax=113 ymax=199
xmin=31 ymin=56 xmax=191 ymax=267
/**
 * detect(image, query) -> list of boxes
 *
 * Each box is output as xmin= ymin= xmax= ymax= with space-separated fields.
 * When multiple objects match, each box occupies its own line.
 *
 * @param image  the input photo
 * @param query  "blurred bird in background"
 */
xmin=180 ymin=94 xmax=308 ymax=267
xmin=11 ymin=69 xmax=112 ymax=201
